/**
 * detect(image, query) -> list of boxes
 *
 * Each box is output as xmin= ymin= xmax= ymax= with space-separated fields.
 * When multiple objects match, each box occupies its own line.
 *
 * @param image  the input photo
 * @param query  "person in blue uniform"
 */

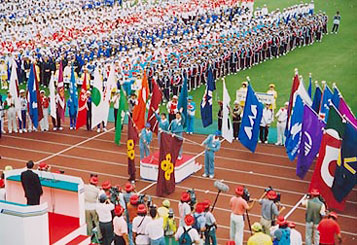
xmin=139 ymin=123 xmax=153 ymax=159
xmin=169 ymin=112 xmax=185 ymax=160
xmin=152 ymin=108 xmax=169 ymax=144
xmin=201 ymin=131 xmax=221 ymax=178
xmin=67 ymin=96 xmax=78 ymax=130
xmin=186 ymin=96 xmax=196 ymax=135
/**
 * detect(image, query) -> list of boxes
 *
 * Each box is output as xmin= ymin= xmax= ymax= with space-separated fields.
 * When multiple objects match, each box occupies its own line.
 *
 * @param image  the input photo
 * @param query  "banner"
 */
xmin=222 ymin=79 xmax=233 ymax=143
xmin=200 ymin=67 xmax=214 ymax=127
xmin=147 ymin=79 xmax=162 ymax=134
xmin=127 ymin=117 xmax=139 ymax=181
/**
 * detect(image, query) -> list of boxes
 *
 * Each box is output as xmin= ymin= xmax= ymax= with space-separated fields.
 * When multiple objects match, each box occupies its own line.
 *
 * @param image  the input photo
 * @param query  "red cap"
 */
xmin=125 ymin=182 xmax=134 ymax=192
xmin=203 ymin=199 xmax=211 ymax=209
xmin=137 ymin=204 xmax=147 ymax=214
xmin=184 ymin=214 xmax=195 ymax=226
xmin=288 ymin=222 xmax=296 ymax=228
xmin=90 ymin=176 xmax=99 ymax=185
xmin=310 ymin=188 xmax=320 ymax=196
xmin=226 ymin=241 xmax=235 ymax=245
xmin=195 ymin=203 xmax=204 ymax=213
xmin=235 ymin=186 xmax=244 ymax=196
xmin=276 ymin=215 xmax=287 ymax=226
xmin=267 ymin=190 xmax=277 ymax=200
xmin=114 ymin=205 xmax=124 ymax=216
xmin=38 ymin=162 xmax=49 ymax=170
xmin=0 ymin=179 xmax=4 ymax=188
xmin=130 ymin=194 xmax=139 ymax=205
xmin=328 ymin=212 xmax=338 ymax=220
xmin=102 ymin=181 xmax=111 ymax=190
xmin=181 ymin=192 xmax=191 ymax=202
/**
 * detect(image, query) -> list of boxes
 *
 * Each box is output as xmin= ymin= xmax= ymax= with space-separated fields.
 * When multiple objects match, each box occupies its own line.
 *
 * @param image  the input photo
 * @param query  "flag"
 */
xmin=200 ymin=67 xmax=214 ymax=127
xmin=57 ymin=61 xmax=65 ymax=122
xmin=34 ymin=64 xmax=43 ymax=123
xmin=286 ymin=73 xmax=300 ymax=121
xmin=49 ymin=73 xmax=57 ymax=120
xmin=285 ymin=95 xmax=304 ymax=161
xmin=27 ymin=65 xmax=39 ymax=128
xmin=238 ymin=84 xmax=263 ymax=152
xmin=222 ymin=79 xmax=233 ymax=143
xmin=177 ymin=75 xmax=188 ymax=128
xmin=68 ymin=66 xmax=78 ymax=116
xmin=133 ymin=71 xmax=149 ymax=130
xmin=319 ymin=84 xmax=333 ymax=122
xmin=102 ymin=64 xmax=117 ymax=125
xmin=296 ymin=106 xmax=325 ymax=179
xmin=127 ymin=116 xmax=139 ymax=181
xmin=147 ymin=79 xmax=162 ymax=134
xmin=308 ymin=74 xmax=312 ymax=98
xmin=156 ymin=132 xmax=183 ymax=196
xmin=312 ymin=85 xmax=322 ymax=113
xmin=114 ymin=88 xmax=128 ymax=145
xmin=309 ymin=106 xmax=346 ymax=210
xmin=332 ymin=122 xmax=357 ymax=202
xmin=75 ymin=71 xmax=88 ymax=129
xmin=91 ymin=67 xmax=106 ymax=128
xmin=9 ymin=59 xmax=21 ymax=120
xmin=338 ymin=98 xmax=357 ymax=128
xmin=331 ymin=85 xmax=340 ymax=108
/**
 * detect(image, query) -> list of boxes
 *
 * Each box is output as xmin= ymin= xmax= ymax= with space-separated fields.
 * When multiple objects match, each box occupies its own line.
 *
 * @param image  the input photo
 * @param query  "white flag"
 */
xmin=9 ymin=59 xmax=22 ymax=120
xmin=91 ymin=67 xmax=106 ymax=128
xmin=294 ymin=76 xmax=312 ymax=106
xmin=49 ymin=74 xmax=57 ymax=120
xmin=222 ymin=79 xmax=234 ymax=143
xmin=101 ymin=64 xmax=117 ymax=126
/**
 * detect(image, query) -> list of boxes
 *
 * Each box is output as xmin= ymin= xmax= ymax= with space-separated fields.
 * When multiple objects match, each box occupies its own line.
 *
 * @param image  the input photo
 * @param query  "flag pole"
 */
xmin=284 ymin=194 xmax=307 ymax=219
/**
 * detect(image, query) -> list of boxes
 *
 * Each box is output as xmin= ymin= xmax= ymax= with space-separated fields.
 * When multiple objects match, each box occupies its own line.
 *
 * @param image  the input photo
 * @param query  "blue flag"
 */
xmin=68 ymin=66 xmax=78 ymax=115
xmin=311 ymin=85 xmax=322 ymax=113
xmin=238 ymin=84 xmax=263 ymax=153
xmin=27 ymin=65 xmax=39 ymax=128
xmin=200 ymin=67 xmax=214 ymax=127
xmin=296 ymin=106 xmax=325 ymax=179
xmin=319 ymin=85 xmax=333 ymax=122
xmin=308 ymin=76 xmax=312 ymax=98
xmin=285 ymin=95 xmax=304 ymax=161
xmin=177 ymin=75 xmax=188 ymax=128
xmin=332 ymin=86 xmax=340 ymax=108
xmin=332 ymin=122 xmax=357 ymax=202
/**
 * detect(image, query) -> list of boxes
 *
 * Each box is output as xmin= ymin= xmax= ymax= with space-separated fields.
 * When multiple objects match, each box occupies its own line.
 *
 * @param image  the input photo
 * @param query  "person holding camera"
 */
xmin=96 ymin=193 xmax=115 ymax=245
xmin=229 ymin=186 xmax=257 ymax=245
xmin=259 ymin=189 xmax=285 ymax=235
xmin=133 ymin=204 xmax=152 ymax=245
xmin=84 ymin=175 xmax=102 ymax=240
xmin=301 ymin=189 xmax=326 ymax=245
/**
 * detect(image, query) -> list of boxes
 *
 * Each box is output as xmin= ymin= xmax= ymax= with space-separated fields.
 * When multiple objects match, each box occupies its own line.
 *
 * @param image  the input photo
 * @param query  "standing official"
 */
xmin=201 ymin=131 xmax=221 ymax=179
xmin=20 ymin=160 xmax=43 ymax=205
xmin=96 ymin=193 xmax=115 ymax=245
xmin=275 ymin=102 xmax=288 ymax=145
xmin=259 ymin=104 xmax=273 ymax=144
xmin=139 ymin=123 xmax=153 ymax=159
xmin=266 ymin=84 xmax=277 ymax=112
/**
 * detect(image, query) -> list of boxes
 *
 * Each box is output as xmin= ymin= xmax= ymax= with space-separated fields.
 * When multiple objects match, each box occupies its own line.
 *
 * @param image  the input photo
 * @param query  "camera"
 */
xmin=242 ymin=187 xmax=251 ymax=202
xmin=109 ymin=186 xmax=121 ymax=205
xmin=138 ymin=194 xmax=153 ymax=208
xmin=265 ymin=186 xmax=281 ymax=203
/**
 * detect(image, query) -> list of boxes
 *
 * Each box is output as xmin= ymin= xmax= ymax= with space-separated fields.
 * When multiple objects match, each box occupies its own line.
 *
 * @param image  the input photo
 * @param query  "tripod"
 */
xmin=245 ymin=210 xmax=252 ymax=235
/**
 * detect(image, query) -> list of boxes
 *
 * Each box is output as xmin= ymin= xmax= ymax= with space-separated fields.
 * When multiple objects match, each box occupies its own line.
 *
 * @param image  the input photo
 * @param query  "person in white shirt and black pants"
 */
xmin=96 ymin=193 xmax=115 ymax=245
xmin=331 ymin=11 xmax=341 ymax=34
xmin=259 ymin=103 xmax=273 ymax=144
xmin=275 ymin=102 xmax=288 ymax=146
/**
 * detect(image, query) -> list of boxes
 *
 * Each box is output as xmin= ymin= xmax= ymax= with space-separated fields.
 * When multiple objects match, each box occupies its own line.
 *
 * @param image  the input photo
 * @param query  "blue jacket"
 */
xmin=155 ymin=113 xmax=169 ymax=132
xmin=139 ymin=129 xmax=153 ymax=145
xmin=169 ymin=115 xmax=185 ymax=137
xmin=203 ymin=135 xmax=221 ymax=153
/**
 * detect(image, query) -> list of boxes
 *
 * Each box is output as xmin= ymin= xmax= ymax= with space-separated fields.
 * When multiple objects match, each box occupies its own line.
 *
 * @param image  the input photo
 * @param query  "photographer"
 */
xmin=229 ymin=186 xmax=257 ymax=245
xmin=96 ymin=193 xmax=115 ymax=245
xmin=259 ymin=189 xmax=285 ymax=235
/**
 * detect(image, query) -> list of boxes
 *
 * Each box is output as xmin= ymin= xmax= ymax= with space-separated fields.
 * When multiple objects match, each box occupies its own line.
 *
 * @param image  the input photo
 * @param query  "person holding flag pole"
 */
xmin=169 ymin=111 xmax=185 ymax=160
xmin=139 ymin=123 xmax=153 ymax=160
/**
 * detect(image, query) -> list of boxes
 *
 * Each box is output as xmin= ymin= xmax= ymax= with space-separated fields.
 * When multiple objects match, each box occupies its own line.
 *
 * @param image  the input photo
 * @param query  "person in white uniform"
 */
xmin=275 ymin=102 xmax=288 ymax=146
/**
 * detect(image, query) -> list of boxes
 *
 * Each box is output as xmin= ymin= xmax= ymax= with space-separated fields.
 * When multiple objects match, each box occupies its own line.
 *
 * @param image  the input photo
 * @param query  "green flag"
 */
xmin=326 ymin=105 xmax=345 ymax=137
xmin=115 ymin=88 xmax=128 ymax=145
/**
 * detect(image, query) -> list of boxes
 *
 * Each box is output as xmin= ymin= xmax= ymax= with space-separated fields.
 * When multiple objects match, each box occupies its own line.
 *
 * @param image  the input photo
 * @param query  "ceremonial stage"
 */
xmin=140 ymin=151 xmax=202 ymax=183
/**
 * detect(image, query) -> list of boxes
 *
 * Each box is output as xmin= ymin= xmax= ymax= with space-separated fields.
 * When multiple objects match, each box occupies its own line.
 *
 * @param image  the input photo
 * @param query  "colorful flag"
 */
xmin=177 ymin=75 xmax=188 ymax=128
xmin=338 ymin=98 xmax=357 ymax=128
xmin=49 ymin=73 xmax=57 ymax=120
xmin=332 ymin=122 xmax=357 ymax=202
xmin=57 ymin=61 xmax=65 ymax=122
xmin=331 ymin=85 xmax=340 ymax=108
xmin=285 ymin=95 xmax=304 ymax=161
xmin=312 ymin=85 xmax=322 ymax=113
xmin=200 ymin=67 xmax=214 ymax=127
xmin=114 ymin=88 xmax=128 ymax=145
xmin=309 ymin=106 xmax=346 ymax=210
xmin=127 ymin=116 xmax=139 ymax=181
xmin=308 ymin=74 xmax=312 ymax=98
xmin=76 ymin=72 xmax=88 ymax=129
xmin=319 ymin=84 xmax=333 ymax=122
xmin=34 ymin=65 xmax=43 ymax=123
xmin=9 ymin=59 xmax=21 ymax=120
xmin=222 ymin=79 xmax=233 ymax=143
xmin=102 ymin=64 xmax=117 ymax=126
xmin=133 ymin=71 xmax=149 ymax=130
xmin=27 ymin=65 xmax=39 ymax=128
xmin=68 ymin=66 xmax=78 ymax=116
xmin=156 ymin=132 xmax=183 ymax=196
xmin=286 ymin=73 xmax=300 ymax=122
xmin=238 ymin=84 xmax=263 ymax=152
xmin=296 ymin=106 xmax=325 ymax=179
xmin=147 ymin=79 xmax=162 ymax=134
xmin=91 ymin=67 xmax=106 ymax=128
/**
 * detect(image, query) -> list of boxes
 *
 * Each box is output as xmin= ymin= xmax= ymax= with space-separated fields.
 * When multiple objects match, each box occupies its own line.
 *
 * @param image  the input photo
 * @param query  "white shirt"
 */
xmin=145 ymin=218 xmax=164 ymax=240
xmin=260 ymin=108 xmax=273 ymax=126
xmin=178 ymin=202 xmax=191 ymax=225
xmin=84 ymin=184 xmax=100 ymax=210
xmin=290 ymin=228 xmax=303 ymax=245
xmin=174 ymin=225 xmax=200 ymax=242
xmin=95 ymin=202 xmax=115 ymax=223
xmin=275 ymin=107 xmax=288 ymax=123
xmin=132 ymin=215 xmax=153 ymax=244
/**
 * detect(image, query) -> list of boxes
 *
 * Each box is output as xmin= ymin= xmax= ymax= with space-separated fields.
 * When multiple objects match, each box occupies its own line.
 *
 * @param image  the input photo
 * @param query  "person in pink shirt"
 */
xmin=229 ymin=186 xmax=257 ymax=245
xmin=113 ymin=205 xmax=129 ymax=245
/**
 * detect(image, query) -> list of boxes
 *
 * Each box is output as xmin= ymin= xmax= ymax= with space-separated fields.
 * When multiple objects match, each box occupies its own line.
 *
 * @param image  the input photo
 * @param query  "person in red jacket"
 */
xmin=317 ymin=212 xmax=342 ymax=245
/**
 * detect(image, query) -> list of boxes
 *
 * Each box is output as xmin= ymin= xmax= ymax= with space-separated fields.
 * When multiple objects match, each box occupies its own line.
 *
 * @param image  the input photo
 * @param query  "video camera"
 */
xmin=242 ymin=187 xmax=251 ymax=202
xmin=187 ymin=189 xmax=197 ymax=210
xmin=138 ymin=193 xmax=153 ymax=208
xmin=265 ymin=186 xmax=281 ymax=203
xmin=109 ymin=186 xmax=121 ymax=205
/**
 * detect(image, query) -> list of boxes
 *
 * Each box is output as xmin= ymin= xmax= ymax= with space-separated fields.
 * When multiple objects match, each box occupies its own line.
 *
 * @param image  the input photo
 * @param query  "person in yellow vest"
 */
xmin=237 ymin=81 xmax=248 ymax=107
xmin=0 ymin=59 xmax=8 ymax=90
xmin=267 ymin=84 xmax=277 ymax=111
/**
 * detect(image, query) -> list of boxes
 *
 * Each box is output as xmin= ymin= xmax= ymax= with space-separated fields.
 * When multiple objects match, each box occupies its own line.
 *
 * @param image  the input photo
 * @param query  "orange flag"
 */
xmin=132 ymin=71 xmax=149 ymax=130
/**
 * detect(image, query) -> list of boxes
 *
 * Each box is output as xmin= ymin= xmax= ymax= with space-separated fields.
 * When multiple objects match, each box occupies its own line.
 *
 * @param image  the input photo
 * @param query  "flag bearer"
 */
xmin=153 ymin=109 xmax=169 ymax=143
xmin=39 ymin=90 xmax=49 ymax=131
xmin=187 ymin=96 xmax=196 ymax=135
xmin=169 ymin=112 xmax=185 ymax=160
xmin=201 ymin=131 xmax=221 ymax=179
xmin=19 ymin=89 xmax=28 ymax=133
xmin=139 ymin=123 xmax=153 ymax=159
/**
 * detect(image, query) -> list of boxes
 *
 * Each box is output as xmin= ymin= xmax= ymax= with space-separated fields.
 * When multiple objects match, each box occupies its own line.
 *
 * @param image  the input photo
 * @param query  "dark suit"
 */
xmin=20 ymin=170 xmax=43 ymax=205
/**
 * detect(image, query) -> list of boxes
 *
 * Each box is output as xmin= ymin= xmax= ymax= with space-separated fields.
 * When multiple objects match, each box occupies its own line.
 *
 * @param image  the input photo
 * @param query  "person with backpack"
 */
xmin=192 ymin=203 xmax=206 ymax=242
xmin=132 ymin=204 xmax=152 ymax=245
xmin=175 ymin=214 xmax=200 ymax=245
xmin=273 ymin=216 xmax=291 ymax=245
xmin=202 ymin=200 xmax=217 ymax=245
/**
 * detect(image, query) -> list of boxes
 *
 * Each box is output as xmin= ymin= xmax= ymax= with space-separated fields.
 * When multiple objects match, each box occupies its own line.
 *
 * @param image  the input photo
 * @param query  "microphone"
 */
xmin=214 ymin=180 xmax=229 ymax=193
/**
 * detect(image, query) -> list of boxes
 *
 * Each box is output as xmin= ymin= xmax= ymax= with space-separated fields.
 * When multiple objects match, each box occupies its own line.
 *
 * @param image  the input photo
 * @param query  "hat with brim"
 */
xmin=184 ymin=214 xmax=195 ymax=226
xmin=38 ymin=162 xmax=49 ymax=170
xmin=20 ymin=89 xmax=25 ymax=93
xmin=277 ymin=216 xmax=287 ymax=226
xmin=114 ymin=205 xmax=124 ymax=216
xmin=328 ymin=212 xmax=338 ymax=220
xmin=187 ymin=96 xmax=193 ymax=100
xmin=288 ymin=222 xmax=296 ymax=228
xmin=225 ymin=242 xmax=235 ymax=245
xmin=137 ymin=204 xmax=147 ymax=214
xmin=145 ymin=123 xmax=151 ymax=128
xmin=267 ymin=190 xmax=277 ymax=200
xmin=130 ymin=194 xmax=139 ymax=205
xmin=90 ymin=176 xmax=99 ymax=185
xmin=195 ymin=203 xmax=204 ymax=213
xmin=269 ymin=84 xmax=275 ymax=88
xmin=235 ymin=186 xmax=244 ymax=196
xmin=310 ymin=188 xmax=320 ymax=196
xmin=181 ymin=192 xmax=191 ymax=202
xmin=203 ymin=199 xmax=211 ymax=209
xmin=251 ymin=222 xmax=263 ymax=232
xmin=102 ymin=181 xmax=111 ymax=190
xmin=125 ymin=182 xmax=134 ymax=192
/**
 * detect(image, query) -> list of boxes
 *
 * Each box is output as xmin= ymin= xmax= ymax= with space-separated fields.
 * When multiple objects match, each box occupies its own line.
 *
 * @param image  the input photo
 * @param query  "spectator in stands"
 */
xmin=145 ymin=206 xmax=165 ymax=245
xmin=288 ymin=222 xmax=302 ymax=245
xmin=133 ymin=204 xmax=152 ymax=245
xmin=113 ymin=205 xmax=129 ymax=245
xmin=84 ymin=175 xmax=101 ymax=241
xmin=317 ymin=212 xmax=342 ymax=245
xmin=20 ymin=160 xmax=43 ymax=205
xmin=96 ymin=193 xmax=115 ymax=245
xmin=175 ymin=214 xmax=200 ymax=244
xmin=247 ymin=222 xmax=272 ymax=245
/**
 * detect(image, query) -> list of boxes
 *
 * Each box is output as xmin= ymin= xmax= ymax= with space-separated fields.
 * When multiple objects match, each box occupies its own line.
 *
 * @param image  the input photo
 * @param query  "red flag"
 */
xmin=133 ymin=72 xmax=149 ymax=130
xmin=147 ymin=79 xmax=162 ymax=134
xmin=287 ymin=73 xmax=300 ymax=122
xmin=127 ymin=116 xmax=139 ymax=181
xmin=34 ymin=64 xmax=43 ymax=122
xmin=57 ymin=61 xmax=66 ymax=122
xmin=309 ymin=129 xmax=345 ymax=210
xmin=76 ymin=73 xmax=88 ymax=129
xmin=156 ymin=132 xmax=183 ymax=196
